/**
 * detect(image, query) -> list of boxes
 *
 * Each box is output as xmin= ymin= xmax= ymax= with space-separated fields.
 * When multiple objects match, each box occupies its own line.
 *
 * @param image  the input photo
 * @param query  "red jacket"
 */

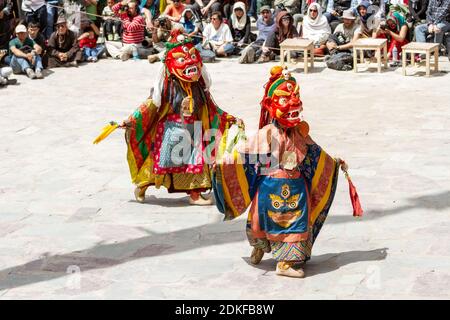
xmin=79 ymin=37 xmax=97 ymax=49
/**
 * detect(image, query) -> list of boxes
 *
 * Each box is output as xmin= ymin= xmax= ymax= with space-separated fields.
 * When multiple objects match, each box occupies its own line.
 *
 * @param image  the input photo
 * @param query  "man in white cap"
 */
xmin=7 ymin=24 xmax=44 ymax=79
xmin=326 ymin=8 xmax=357 ymax=54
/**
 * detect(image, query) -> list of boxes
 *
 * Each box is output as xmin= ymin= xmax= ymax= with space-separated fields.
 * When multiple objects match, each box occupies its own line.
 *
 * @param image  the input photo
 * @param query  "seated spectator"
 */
xmin=163 ymin=0 xmax=185 ymax=22
xmin=326 ymin=8 xmax=356 ymax=54
xmin=414 ymin=0 xmax=450 ymax=58
xmin=202 ymin=11 xmax=234 ymax=57
xmin=0 ymin=47 xmax=14 ymax=86
xmin=228 ymin=1 xmax=256 ymax=54
xmin=140 ymin=0 xmax=160 ymax=32
xmin=258 ymin=10 xmax=298 ymax=63
xmin=22 ymin=0 xmax=48 ymax=36
xmin=147 ymin=15 xmax=178 ymax=62
xmin=353 ymin=1 xmax=378 ymax=40
xmin=301 ymin=3 xmax=331 ymax=56
xmin=0 ymin=0 xmax=14 ymax=51
xmin=106 ymin=0 xmax=149 ymax=61
xmin=192 ymin=0 xmax=222 ymax=19
xmin=103 ymin=0 xmax=123 ymax=41
xmin=180 ymin=6 xmax=202 ymax=44
xmin=409 ymin=0 xmax=429 ymax=24
xmin=47 ymin=16 xmax=83 ymax=68
xmin=102 ymin=0 xmax=122 ymax=41
xmin=27 ymin=22 xmax=48 ymax=67
xmin=350 ymin=0 xmax=385 ymax=19
xmin=239 ymin=4 xmax=275 ymax=63
xmin=0 ymin=65 xmax=13 ymax=86
xmin=7 ymin=24 xmax=44 ymax=79
xmin=374 ymin=10 xmax=409 ymax=60
xmin=79 ymin=26 xmax=101 ymax=62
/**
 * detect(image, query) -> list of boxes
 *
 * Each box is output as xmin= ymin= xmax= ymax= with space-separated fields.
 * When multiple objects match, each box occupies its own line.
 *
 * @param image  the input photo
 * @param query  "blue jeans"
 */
xmin=324 ymin=12 xmax=339 ymax=23
xmin=247 ymin=0 xmax=257 ymax=18
xmin=46 ymin=2 xmax=59 ymax=39
xmin=223 ymin=43 xmax=235 ymax=55
xmin=83 ymin=47 xmax=99 ymax=59
xmin=9 ymin=55 xmax=43 ymax=73
xmin=415 ymin=22 xmax=450 ymax=45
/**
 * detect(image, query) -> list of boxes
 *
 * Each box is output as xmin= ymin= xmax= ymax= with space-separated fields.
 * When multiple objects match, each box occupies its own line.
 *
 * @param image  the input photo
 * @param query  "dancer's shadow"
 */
xmin=244 ymin=248 xmax=388 ymax=277
xmin=0 ymin=219 xmax=245 ymax=291
xmin=128 ymin=195 xmax=192 ymax=207
xmin=128 ymin=194 xmax=215 ymax=207
xmin=328 ymin=190 xmax=450 ymax=224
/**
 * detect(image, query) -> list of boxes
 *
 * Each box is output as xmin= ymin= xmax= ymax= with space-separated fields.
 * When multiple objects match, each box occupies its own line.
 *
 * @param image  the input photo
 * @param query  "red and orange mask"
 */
xmin=262 ymin=67 xmax=303 ymax=128
xmin=164 ymin=32 xmax=203 ymax=82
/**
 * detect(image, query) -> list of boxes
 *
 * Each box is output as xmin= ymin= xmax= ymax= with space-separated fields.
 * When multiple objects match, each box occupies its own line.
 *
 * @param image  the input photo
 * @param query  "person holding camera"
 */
xmin=147 ymin=15 xmax=179 ymax=63
xmin=106 ymin=0 xmax=148 ymax=60
xmin=373 ymin=10 xmax=409 ymax=61
xmin=326 ymin=8 xmax=356 ymax=54
xmin=6 ymin=24 xmax=44 ymax=79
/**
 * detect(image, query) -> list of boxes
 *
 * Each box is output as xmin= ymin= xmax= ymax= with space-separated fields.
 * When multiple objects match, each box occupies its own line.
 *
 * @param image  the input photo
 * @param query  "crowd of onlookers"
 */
xmin=1 ymin=0 xmax=449 ymax=85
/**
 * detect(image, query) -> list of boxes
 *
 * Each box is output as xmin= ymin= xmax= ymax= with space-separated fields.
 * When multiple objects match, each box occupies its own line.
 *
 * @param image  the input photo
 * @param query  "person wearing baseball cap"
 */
xmin=7 ymin=24 xmax=44 ymax=79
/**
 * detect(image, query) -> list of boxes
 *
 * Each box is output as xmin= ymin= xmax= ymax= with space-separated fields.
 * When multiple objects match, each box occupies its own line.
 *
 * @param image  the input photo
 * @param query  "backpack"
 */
xmin=326 ymin=52 xmax=353 ymax=71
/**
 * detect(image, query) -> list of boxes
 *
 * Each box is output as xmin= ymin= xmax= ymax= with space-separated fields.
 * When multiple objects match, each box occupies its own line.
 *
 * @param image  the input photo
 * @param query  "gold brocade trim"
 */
xmin=172 ymin=166 xmax=211 ymax=190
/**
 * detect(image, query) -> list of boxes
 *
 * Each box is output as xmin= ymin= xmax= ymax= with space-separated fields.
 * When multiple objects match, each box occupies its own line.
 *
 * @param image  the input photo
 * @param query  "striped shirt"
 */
xmin=113 ymin=3 xmax=145 ymax=44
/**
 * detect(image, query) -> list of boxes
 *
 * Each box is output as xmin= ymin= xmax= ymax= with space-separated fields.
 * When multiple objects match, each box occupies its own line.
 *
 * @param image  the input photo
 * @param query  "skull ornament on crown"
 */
xmin=164 ymin=30 xmax=203 ymax=82
xmin=260 ymin=66 xmax=304 ymax=129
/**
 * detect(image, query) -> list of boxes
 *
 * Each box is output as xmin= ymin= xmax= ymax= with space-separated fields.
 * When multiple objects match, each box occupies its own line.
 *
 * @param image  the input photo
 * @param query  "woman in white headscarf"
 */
xmin=301 ymin=2 xmax=331 ymax=56
xmin=227 ymin=1 xmax=255 ymax=52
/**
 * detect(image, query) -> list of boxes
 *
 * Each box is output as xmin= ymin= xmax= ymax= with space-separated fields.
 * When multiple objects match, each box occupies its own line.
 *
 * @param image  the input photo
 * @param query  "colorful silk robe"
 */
xmin=213 ymin=123 xmax=339 ymax=261
xmin=125 ymin=77 xmax=234 ymax=193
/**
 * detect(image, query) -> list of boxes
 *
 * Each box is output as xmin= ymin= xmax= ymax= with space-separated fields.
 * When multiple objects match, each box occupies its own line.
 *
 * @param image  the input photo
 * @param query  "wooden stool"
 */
xmin=401 ymin=42 xmax=439 ymax=77
xmin=279 ymin=38 xmax=314 ymax=74
xmin=353 ymin=38 xmax=388 ymax=73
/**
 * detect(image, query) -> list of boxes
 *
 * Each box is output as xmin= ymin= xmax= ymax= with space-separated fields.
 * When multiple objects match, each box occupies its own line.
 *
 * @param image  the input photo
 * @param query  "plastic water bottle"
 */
xmin=132 ymin=47 xmax=139 ymax=61
xmin=392 ymin=46 xmax=398 ymax=62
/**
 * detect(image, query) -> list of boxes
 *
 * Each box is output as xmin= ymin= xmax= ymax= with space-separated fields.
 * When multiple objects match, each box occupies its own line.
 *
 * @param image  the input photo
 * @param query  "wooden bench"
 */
xmin=401 ymin=42 xmax=439 ymax=77
xmin=279 ymin=38 xmax=314 ymax=74
xmin=353 ymin=38 xmax=388 ymax=73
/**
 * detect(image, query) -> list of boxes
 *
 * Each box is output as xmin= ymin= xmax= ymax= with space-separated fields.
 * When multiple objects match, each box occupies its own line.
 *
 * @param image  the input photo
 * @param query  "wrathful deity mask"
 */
xmin=261 ymin=66 xmax=304 ymax=128
xmin=164 ymin=32 xmax=203 ymax=83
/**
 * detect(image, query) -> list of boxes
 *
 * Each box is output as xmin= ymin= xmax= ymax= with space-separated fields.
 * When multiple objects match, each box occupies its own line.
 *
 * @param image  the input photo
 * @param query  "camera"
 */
xmin=275 ymin=3 xmax=286 ymax=11
xmin=157 ymin=17 xmax=168 ymax=28
xmin=142 ymin=39 xmax=151 ymax=48
xmin=119 ymin=4 xmax=129 ymax=13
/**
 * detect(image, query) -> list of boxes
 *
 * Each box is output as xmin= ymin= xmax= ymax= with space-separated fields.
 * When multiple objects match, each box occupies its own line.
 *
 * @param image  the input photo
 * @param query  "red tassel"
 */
xmin=347 ymin=177 xmax=363 ymax=217
xmin=339 ymin=159 xmax=363 ymax=217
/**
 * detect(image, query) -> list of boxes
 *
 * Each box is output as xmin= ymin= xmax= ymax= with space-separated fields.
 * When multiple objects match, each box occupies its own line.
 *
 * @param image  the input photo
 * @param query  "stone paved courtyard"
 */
xmin=1 ymin=57 xmax=450 ymax=299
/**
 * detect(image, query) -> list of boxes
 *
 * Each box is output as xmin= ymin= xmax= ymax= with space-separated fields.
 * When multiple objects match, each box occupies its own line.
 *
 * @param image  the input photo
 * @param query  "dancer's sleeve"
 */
xmin=299 ymin=139 xmax=340 ymax=224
